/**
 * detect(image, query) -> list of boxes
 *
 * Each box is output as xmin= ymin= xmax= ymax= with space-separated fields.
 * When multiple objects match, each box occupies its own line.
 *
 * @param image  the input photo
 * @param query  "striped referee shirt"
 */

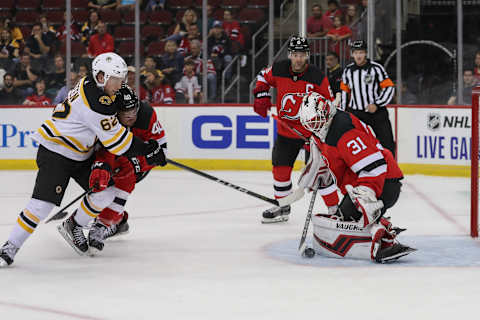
xmin=340 ymin=59 xmax=395 ymax=111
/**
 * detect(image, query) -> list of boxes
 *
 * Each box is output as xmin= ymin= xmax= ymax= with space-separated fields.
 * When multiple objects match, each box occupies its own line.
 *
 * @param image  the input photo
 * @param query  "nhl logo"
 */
xmin=293 ymin=75 xmax=298 ymax=82
xmin=364 ymin=74 xmax=373 ymax=84
xmin=427 ymin=113 xmax=441 ymax=131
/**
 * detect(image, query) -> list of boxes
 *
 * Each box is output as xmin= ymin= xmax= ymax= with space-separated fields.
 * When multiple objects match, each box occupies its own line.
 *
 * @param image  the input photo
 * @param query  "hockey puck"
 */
xmin=304 ymin=247 xmax=315 ymax=258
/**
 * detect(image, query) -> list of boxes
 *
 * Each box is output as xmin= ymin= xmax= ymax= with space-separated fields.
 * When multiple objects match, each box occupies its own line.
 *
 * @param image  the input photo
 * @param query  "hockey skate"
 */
xmin=104 ymin=212 xmax=130 ymax=240
xmin=88 ymin=221 xmax=107 ymax=255
xmin=375 ymin=242 xmax=417 ymax=263
xmin=262 ymin=205 xmax=291 ymax=223
xmin=57 ymin=215 xmax=89 ymax=256
xmin=0 ymin=241 xmax=19 ymax=267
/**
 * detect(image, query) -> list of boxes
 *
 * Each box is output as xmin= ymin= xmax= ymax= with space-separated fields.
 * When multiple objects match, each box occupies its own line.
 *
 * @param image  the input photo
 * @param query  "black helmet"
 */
xmin=288 ymin=35 xmax=310 ymax=53
xmin=350 ymin=40 xmax=367 ymax=52
xmin=115 ymin=84 xmax=139 ymax=112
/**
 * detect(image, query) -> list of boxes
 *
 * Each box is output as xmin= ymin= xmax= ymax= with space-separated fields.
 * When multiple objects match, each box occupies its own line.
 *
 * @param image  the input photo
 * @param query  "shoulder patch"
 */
xmin=82 ymin=77 xmax=116 ymax=116
xmin=99 ymin=95 xmax=113 ymax=105
xmin=325 ymin=111 xmax=355 ymax=146
xmin=133 ymin=101 xmax=154 ymax=130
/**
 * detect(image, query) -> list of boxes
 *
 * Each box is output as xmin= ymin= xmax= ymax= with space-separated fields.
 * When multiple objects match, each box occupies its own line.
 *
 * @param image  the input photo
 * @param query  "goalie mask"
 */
xmin=299 ymin=92 xmax=336 ymax=138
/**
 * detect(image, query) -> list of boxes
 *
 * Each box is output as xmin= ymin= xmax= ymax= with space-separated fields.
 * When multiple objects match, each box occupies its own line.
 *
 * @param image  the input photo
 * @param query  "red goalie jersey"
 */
xmin=95 ymin=101 xmax=167 ymax=186
xmin=312 ymin=110 xmax=403 ymax=207
xmin=255 ymin=60 xmax=334 ymax=139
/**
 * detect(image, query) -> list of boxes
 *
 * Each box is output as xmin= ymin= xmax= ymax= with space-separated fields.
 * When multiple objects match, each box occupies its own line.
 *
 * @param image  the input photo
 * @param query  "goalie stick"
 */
xmin=298 ymin=181 xmax=319 ymax=256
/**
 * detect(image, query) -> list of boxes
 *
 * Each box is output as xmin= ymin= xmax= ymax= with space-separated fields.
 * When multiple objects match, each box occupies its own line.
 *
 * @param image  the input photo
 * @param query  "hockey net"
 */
xmin=472 ymin=88 xmax=480 ymax=237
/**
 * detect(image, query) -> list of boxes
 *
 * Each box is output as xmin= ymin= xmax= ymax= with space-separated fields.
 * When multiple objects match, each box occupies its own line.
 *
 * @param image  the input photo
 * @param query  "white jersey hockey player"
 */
xmin=0 ymin=52 xmax=166 ymax=266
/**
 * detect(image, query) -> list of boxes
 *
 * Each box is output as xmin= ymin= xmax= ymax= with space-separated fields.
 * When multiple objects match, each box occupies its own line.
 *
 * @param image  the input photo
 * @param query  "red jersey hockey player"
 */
xmin=87 ymin=85 xmax=167 ymax=253
xmin=296 ymin=92 xmax=415 ymax=262
xmin=252 ymin=35 xmax=334 ymax=223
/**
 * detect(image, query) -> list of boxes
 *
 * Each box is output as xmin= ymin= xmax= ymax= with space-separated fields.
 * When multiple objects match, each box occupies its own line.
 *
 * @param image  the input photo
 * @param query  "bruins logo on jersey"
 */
xmin=99 ymin=95 xmax=113 ymax=105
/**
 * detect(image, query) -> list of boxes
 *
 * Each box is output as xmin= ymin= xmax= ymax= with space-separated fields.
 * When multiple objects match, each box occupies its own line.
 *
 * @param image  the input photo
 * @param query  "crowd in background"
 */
xmin=0 ymin=0 xmax=255 ymax=105
xmin=0 ymin=0 xmax=474 ymax=106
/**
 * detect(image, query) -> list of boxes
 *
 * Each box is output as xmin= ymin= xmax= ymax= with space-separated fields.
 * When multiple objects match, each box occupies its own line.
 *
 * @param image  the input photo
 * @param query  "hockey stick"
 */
xmin=44 ymin=188 xmax=93 ymax=224
xmin=166 ymin=159 xmax=280 ymax=206
xmin=298 ymin=182 xmax=319 ymax=255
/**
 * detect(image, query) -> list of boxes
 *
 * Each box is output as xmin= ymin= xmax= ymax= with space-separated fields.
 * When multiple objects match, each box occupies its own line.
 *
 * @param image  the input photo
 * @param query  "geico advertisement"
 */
xmin=397 ymin=107 xmax=473 ymax=164
xmin=0 ymin=106 xmax=277 ymax=160
xmin=0 ymin=108 xmax=48 ymax=159
xmin=154 ymin=106 xmax=277 ymax=159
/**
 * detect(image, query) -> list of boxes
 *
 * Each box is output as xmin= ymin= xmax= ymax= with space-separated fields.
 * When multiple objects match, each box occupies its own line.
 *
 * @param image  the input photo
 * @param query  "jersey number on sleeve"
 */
xmin=346 ymin=137 xmax=367 ymax=155
xmin=100 ymin=116 xmax=118 ymax=131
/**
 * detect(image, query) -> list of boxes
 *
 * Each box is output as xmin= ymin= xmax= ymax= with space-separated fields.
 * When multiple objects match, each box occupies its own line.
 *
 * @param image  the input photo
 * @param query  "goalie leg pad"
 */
xmin=312 ymin=214 xmax=372 ymax=260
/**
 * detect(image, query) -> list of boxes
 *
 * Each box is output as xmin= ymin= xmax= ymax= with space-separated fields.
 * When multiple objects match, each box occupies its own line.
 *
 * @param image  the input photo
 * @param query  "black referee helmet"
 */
xmin=350 ymin=40 xmax=367 ymax=52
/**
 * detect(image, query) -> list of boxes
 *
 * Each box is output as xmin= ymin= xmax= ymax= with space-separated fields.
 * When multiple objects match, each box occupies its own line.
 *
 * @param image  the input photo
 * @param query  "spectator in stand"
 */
xmin=326 ymin=15 xmax=352 ymax=57
xmin=13 ymin=53 xmax=39 ymax=98
xmin=173 ymin=9 xmax=200 ymax=36
xmin=24 ymin=23 xmax=55 ymax=70
xmin=447 ymin=69 xmax=476 ymax=105
xmin=345 ymin=5 xmax=360 ymax=26
xmin=46 ymin=55 xmax=67 ymax=97
xmin=81 ymin=9 xmax=100 ymax=45
xmin=307 ymin=4 xmax=330 ymax=38
xmin=185 ymin=39 xmax=216 ymax=101
xmin=88 ymin=0 xmax=117 ymax=10
xmin=116 ymin=0 xmax=137 ymax=11
xmin=208 ymin=21 xmax=233 ymax=79
xmin=23 ymin=78 xmax=52 ymax=106
xmin=345 ymin=4 xmax=362 ymax=41
xmin=473 ymin=51 xmax=480 ymax=84
xmin=222 ymin=10 xmax=240 ymax=36
xmin=178 ymin=24 xmax=201 ymax=56
xmin=126 ymin=66 xmax=149 ymax=101
xmin=78 ymin=63 xmax=89 ymax=78
xmin=325 ymin=51 xmax=342 ymax=95
xmin=324 ymin=0 xmax=342 ymax=26
xmin=0 ymin=28 xmax=20 ymax=68
xmin=53 ymin=71 xmax=80 ymax=105
xmin=0 ymin=73 xmax=23 ymax=105
xmin=56 ymin=12 xmax=82 ymax=42
xmin=140 ymin=56 xmax=162 ymax=76
xmin=150 ymin=70 xmax=175 ymax=104
xmin=160 ymin=40 xmax=184 ymax=85
xmin=175 ymin=61 xmax=202 ymax=104
xmin=1 ymin=18 xmax=24 ymax=45
xmin=145 ymin=0 xmax=165 ymax=11
xmin=397 ymin=81 xmax=416 ymax=105
xmin=87 ymin=21 xmax=114 ymax=58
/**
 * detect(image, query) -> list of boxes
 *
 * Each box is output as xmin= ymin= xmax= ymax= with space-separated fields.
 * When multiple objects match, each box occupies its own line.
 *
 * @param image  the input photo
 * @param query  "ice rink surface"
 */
xmin=0 ymin=170 xmax=479 ymax=320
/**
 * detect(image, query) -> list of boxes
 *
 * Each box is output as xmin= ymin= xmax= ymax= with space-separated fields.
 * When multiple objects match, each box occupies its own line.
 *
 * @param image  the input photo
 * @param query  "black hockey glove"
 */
xmin=128 ymin=157 xmax=143 ymax=175
xmin=144 ymin=139 xmax=167 ymax=167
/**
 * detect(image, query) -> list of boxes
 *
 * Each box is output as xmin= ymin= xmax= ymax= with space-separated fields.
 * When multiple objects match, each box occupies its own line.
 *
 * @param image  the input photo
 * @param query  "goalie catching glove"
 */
xmin=345 ymin=184 xmax=384 ymax=227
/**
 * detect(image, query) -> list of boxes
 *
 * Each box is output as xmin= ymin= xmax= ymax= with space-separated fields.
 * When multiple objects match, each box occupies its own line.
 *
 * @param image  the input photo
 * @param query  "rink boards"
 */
xmin=0 ymin=104 xmax=473 ymax=176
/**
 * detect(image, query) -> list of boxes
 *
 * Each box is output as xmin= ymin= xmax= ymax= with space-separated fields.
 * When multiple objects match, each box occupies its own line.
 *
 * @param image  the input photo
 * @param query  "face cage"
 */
xmin=301 ymin=113 xmax=326 ymax=134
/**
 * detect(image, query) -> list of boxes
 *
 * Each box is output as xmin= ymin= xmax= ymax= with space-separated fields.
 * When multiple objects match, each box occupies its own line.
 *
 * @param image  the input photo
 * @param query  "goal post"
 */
xmin=471 ymin=87 xmax=480 ymax=237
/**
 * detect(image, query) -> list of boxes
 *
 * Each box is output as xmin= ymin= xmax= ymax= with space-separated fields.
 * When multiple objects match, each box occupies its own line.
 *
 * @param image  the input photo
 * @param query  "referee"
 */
xmin=340 ymin=40 xmax=396 ymax=156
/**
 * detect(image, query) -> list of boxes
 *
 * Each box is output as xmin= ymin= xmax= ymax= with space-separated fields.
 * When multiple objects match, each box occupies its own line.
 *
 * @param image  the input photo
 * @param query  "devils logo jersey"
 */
xmin=255 ymin=60 xmax=333 ymax=139
xmin=311 ymin=111 xmax=403 ymax=207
